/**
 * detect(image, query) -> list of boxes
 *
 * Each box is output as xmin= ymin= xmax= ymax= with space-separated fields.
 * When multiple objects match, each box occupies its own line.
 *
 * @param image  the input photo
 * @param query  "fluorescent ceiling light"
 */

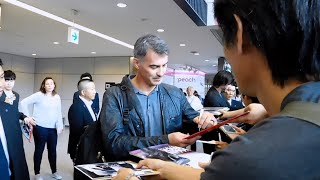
xmin=53 ymin=41 xmax=59 ymax=45
xmin=157 ymin=29 xmax=165 ymax=32
xmin=193 ymin=52 xmax=200 ymax=55
xmin=212 ymin=64 xmax=217 ymax=67
xmin=5 ymin=0 xmax=134 ymax=49
xmin=91 ymin=51 xmax=96 ymax=54
xmin=179 ymin=43 xmax=186 ymax=47
xmin=117 ymin=3 xmax=127 ymax=8
xmin=204 ymin=59 xmax=209 ymax=62
xmin=32 ymin=53 xmax=36 ymax=56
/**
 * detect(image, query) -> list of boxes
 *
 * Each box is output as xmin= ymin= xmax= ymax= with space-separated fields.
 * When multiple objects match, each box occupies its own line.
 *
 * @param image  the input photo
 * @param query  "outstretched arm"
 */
xmin=137 ymin=159 xmax=204 ymax=180
xmin=220 ymin=103 xmax=268 ymax=125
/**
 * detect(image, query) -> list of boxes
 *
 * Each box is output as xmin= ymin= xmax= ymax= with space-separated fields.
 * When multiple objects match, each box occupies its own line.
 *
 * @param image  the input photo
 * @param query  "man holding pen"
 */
xmin=100 ymin=34 xmax=217 ymax=161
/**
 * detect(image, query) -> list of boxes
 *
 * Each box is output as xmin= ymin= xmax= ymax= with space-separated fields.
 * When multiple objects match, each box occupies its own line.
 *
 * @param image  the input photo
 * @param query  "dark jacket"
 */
xmin=0 ymin=101 xmax=30 ymax=180
xmin=73 ymin=91 xmax=100 ymax=115
xmin=204 ymin=87 xmax=229 ymax=107
xmin=100 ymin=75 xmax=199 ymax=160
xmin=202 ymin=81 xmax=320 ymax=179
xmin=228 ymin=99 xmax=245 ymax=111
xmin=68 ymin=98 xmax=96 ymax=159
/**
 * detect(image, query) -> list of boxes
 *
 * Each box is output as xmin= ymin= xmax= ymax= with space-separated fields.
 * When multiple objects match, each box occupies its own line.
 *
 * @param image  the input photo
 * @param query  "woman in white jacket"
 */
xmin=20 ymin=77 xmax=63 ymax=180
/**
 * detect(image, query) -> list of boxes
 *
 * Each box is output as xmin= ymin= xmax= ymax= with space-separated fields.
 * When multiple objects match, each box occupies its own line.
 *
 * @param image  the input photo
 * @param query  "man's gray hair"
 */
xmin=133 ymin=34 xmax=169 ymax=61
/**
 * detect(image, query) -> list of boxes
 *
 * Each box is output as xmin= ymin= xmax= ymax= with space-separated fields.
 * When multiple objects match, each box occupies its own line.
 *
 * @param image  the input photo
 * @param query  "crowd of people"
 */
xmin=1 ymin=0 xmax=320 ymax=179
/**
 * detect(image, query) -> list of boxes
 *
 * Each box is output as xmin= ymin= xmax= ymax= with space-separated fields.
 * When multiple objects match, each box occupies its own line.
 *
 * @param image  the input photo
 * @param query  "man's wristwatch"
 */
xmin=124 ymin=173 xmax=142 ymax=180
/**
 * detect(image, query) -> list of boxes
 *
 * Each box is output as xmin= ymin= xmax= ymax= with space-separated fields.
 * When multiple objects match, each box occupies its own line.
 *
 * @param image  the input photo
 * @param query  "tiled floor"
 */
xmin=23 ymin=127 xmax=74 ymax=180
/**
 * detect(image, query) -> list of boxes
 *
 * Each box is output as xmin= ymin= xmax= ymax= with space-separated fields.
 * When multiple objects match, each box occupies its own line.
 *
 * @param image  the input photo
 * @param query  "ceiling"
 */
xmin=0 ymin=0 xmax=223 ymax=74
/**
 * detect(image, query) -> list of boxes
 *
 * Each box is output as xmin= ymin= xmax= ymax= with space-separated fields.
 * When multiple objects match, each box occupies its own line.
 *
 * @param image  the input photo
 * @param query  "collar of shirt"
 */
xmin=79 ymin=96 xmax=96 ymax=121
xmin=79 ymin=96 xmax=93 ymax=106
xmin=227 ymin=99 xmax=232 ymax=105
xmin=4 ymin=90 xmax=14 ymax=98
xmin=129 ymin=76 xmax=159 ymax=96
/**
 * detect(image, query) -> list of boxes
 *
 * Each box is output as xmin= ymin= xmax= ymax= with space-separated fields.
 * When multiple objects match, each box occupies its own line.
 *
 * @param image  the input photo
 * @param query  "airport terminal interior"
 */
xmin=0 ymin=0 xmax=224 ymax=179
xmin=2 ymin=0 xmax=318 ymax=180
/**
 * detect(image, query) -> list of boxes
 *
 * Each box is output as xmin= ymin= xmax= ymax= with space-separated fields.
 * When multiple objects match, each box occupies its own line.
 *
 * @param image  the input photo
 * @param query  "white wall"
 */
xmin=34 ymin=56 xmax=130 ymax=125
xmin=2 ymin=53 xmax=213 ymax=125
xmin=0 ymin=52 xmax=35 ymax=99
xmin=163 ymin=67 xmax=174 ymax=85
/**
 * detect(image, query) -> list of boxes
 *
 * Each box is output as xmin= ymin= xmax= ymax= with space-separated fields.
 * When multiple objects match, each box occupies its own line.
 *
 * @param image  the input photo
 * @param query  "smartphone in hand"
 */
xmin=220 ymin=125 xmax=237 ymax=134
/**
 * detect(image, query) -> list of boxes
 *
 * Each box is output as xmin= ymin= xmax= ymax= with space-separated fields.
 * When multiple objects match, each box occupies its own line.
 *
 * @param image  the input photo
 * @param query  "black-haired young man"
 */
xmin=0 ymin=60 xmax=30 ymax=180
xmin=204 ymin=70 xmax=234 ymax=107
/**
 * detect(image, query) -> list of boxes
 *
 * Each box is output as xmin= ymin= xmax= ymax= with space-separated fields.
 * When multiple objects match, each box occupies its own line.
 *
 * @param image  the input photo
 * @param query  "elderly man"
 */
xmin=68 ymin=79 xmax=97 ymax=160
xmin=186 ymin=86 xmax=203 ymax=111
xmin=224 ymin=85 xmax=244 ymax=111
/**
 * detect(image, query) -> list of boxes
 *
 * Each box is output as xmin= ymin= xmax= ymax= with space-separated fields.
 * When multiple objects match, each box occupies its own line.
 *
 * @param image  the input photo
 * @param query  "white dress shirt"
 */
xmin=0 ymin=116 xmax=11 ymax=175
xmin=227 ymin=99 xmax=232 ymax=106
xmin=79 ymin=96 xmax=96 ymax=121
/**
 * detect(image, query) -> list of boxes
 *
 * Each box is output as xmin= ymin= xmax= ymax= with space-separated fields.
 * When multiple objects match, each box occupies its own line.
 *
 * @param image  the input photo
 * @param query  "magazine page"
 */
xmin=130 ymin=144 xmax=211 ymax=168
xmin=75 ymin=161 xmax=158 ymax=179
xmin=20 ymin=121 xmax=33 ymax=142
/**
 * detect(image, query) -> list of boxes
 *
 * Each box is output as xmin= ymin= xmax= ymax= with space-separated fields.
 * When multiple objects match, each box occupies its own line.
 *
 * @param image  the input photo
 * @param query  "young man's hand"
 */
xmin=236 ymin=103 xmax=268 ymax=125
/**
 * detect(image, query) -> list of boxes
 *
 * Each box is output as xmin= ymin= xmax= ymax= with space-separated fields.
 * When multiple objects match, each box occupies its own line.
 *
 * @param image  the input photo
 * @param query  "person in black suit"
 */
xmin=68 ymin=79 xmax=97 ymax=161
xmin=0 ymin=70 xmax=35 ymax=125
xmin=0 ymin=59 xmax=30 ymax=180
xmin=202 ymin=70 xmax=234 ymax=153
xmin=73 ymin=72 xmax=99 ymax=116
xmin=204 ymin=70 xmax=234 ymax=107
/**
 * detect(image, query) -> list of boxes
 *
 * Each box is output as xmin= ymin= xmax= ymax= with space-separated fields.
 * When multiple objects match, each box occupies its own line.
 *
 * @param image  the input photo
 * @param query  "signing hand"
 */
xmin=168 ymin=132 xmax=201 ymax=147
xmin=193 ymin=111 xmax=217 ymax=129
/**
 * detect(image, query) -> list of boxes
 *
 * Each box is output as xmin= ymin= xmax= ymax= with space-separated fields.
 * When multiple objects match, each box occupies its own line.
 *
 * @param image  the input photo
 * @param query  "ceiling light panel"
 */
xmin=5 ymin=0 xmax=134 ymax=49
xmin=117 ymin=3 xmax=127 ymax=8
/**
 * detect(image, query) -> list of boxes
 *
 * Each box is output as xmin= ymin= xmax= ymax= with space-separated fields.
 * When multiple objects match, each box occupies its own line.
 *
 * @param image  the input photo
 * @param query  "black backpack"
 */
xmin=74 ymin=120 xmax=105 ymax=165
xmin=74 ymin=84 xmax=131 ymax=165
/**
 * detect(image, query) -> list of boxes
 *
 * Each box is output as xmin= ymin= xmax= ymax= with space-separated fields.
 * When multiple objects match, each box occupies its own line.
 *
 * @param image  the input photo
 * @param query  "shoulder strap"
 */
xmin=279 ymin=101 xmax=320 ymax=127
xmin=117 ymin=84 xmax=130 ymax=125
xmin=118 ymin=84 xmax=137 ymax=136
